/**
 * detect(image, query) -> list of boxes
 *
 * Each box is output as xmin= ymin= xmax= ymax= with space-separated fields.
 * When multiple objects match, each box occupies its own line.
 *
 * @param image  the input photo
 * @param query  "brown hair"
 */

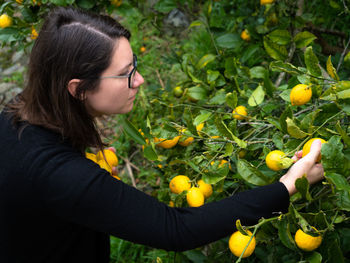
xmin=6 ymin=7 xmax=131 ymax=152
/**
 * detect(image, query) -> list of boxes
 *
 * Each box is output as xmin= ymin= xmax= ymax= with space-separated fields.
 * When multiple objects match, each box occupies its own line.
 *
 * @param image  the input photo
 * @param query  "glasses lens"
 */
xmin=129 ymin=69 xmax=136 ymax=89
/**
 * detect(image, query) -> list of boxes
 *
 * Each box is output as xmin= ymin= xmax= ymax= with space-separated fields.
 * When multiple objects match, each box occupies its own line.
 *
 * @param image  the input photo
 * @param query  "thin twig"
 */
xmin=337 ymin=36 xmax=350 ymax=72
xmin=155 ymin=69 xmax=165 ymax=90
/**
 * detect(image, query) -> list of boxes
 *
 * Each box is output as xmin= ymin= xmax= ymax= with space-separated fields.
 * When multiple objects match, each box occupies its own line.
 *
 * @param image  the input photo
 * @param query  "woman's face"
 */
xmin=85 ymin=37 xmax=144 ymax=116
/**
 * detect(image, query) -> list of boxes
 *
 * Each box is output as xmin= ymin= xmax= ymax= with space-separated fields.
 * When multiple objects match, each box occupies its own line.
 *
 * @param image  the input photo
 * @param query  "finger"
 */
xmin=303 ymin=139 xmax=322 ymax=162
xmin=292 ymin=151 xmax=303 ymax=162
xmin=296 ymin=150 xmax=303 ymax=158
xmin=107 ymin=147 xmax=116 ymax=153
xmin=112 ymin=166 xmax=117 ymax=175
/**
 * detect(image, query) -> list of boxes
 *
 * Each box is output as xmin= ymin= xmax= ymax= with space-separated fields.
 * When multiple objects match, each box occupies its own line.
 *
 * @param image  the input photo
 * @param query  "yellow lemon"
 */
xmin=186 ymin=187 xmax=205 ymax=207
xmin=295 ymin=228 xmax=322 ymax=251
xmin=30 ymin=27 xmax=38 ymax=39
xmin=290 ymin=84 xmax=312 ymax=106
xmin=260 ymin=0 xmax=275 ymax=4
xmin=240 ymin=29 xmax=250 ymax=41
xmin=96 ymin=149 xmax=118 ymax=167
xmin=16 ymin=0 xmax=23 ymax=4
xmin=196 ymin=122 xmax=204 ymax=132
xmin=0 ymin=14 xmax=12 ymax=29
xmin=173 ymin=86 xmax=183 ymax=97
xmin=179 ymin=129 xmax=194 ymax=146
xmin=229 ymin=230 xmax=256 ymax=258
xmin=233 ymin=106 xmax=248 ymax=120
xmin=169 ymin=175 xmax=191 ymax=194
xmin=97 ymin=159 xmax=112 ymax=174
xmin=169 ymin=201 xmax=175 ymax=207
xmin=140 ymin=46 xmax=146 ymax=53
xmin=265 ymin=150 xmax=285 ymax=171
xmin=85 ymin=152 xmax=97 ymax=163
xmin=197 ymin=179 xmax=213 ymax=199
xmin=302 ymin=138 xmax=327 ymax=162
xmin=154 ymin=136 xmax=180 ymax=149
xmin=111 ymin=0 xmax=122 ymax=7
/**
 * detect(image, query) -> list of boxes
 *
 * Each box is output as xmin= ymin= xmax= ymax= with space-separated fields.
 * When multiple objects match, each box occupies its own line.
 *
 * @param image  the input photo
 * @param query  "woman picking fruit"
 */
xmin=0 ymin=7 xmax=324 ymax=263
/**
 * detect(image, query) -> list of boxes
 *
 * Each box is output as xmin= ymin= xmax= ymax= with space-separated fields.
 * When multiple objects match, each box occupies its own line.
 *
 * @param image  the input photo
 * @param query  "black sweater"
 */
xmin=0 ymin=111 xmax=290 ymax=263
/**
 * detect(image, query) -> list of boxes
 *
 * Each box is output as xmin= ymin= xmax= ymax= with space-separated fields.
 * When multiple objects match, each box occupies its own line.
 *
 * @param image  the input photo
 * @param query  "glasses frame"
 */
xmin=100 ymin=54 xmax=137 ymax=89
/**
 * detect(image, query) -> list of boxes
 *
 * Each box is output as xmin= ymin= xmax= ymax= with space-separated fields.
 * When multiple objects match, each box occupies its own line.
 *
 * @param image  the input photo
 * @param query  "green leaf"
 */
xmin=225 ymin=91 xmax=238 ymax=109
xmin=270 ymin=61 xmax=303 ymax=75
xmin=188 ymin=20 xmax=203 ymax=29
xmin=326 ymin=173 xmax=350 ymax=192
xmin=224 ymin=143 xmax=234 ymax=157
xmin=321 ymin=81 xmax=350 ymax=100
xmin=322 ymin=136 xmax=345 ymax=172
xmin=279 ymin=106 xmax=293 ymax=134
xmin=327 ymin=238 xmax=345 ymax=263
xmin=264 ymin=72 xmax=276 ymax=97
xmin=76 ymin=0 xmax=95 ymax=9
xmin=237 ymin=159 xmax=272 ymax=186
xmin=294 ymin=31 xmax=317 ymax=48
xmin=286 ymin=117 xmax=310 ymax=139
xmin=0 ymin=27 xmax=19 ymax=42
xmin=335 ymin=121 xmax=350 ymax=147
xmin=193 ymin=112 xmax=212 ymax=126
xmin=295 ymin=176 xmax=312 ymax=201
xmin=153 ymin=0 xmax=177 ymax=13
xmin=267 ymin=29 xmax=291 ymax=45
xmin=279 ymin=89 xmax=291 ymax=102
xmin=224 ymin=57 xmax=238 ymax=79
xmin=263 ymin=37 xmax=288 ymax=61
xmin=209 ymin=89 xmax=226 ymax=105
xmin=183 ymin=250 xmax=206 ymax=263
xmin=320 ymin=89 xmax=350 ymax=101
xmin=143 ymin=145 xmax=158 ymax=161
xmin=214 ymin=117 xmax=247 ymax=148
xmin=187 ymin=86 xmax=208 ymax=101
xmin=327 ymin=56 xmax=339 ymax=81
xmin=300 ymin=109 xmax=320 ymax=133
xmin=121 ymin=118 xmax=147 ymax=145
xmin=202 ymin=171 xmax=227 ymax=184
xmin=250 ymin=66 xmax=266 ymax=79
xmin=216 ymin=33 xmax=241 ymax=49
xmin=196 ymin=54 xmax=216 ymax=69
xmin=336 ymin=190 xmax=350 ymax=211
xmin=187 ymin=68 xmax=203 ymax=83
xmin=304 ymin=46 xmax=322 ymax=77
xmin=306 ymin=252 xmax=323 ymax=263
xmin=278 ymin=218 xmax=297 ymax=250
xmin=248 ymin=85 xmax=265 ymax=106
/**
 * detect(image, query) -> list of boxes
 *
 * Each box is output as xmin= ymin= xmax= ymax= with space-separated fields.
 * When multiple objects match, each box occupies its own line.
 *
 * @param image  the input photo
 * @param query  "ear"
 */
xmin=67 ymin=79 xmax=81 ymax=99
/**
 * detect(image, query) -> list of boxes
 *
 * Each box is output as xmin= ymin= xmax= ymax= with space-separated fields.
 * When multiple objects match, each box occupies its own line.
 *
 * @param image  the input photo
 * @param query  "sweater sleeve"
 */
xmin=33 ymin=148 xmax=289 ymax=252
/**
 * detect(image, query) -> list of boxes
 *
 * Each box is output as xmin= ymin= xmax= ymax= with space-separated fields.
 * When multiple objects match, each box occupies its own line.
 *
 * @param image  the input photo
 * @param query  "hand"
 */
xmin=279 ymin=139 xmax=324 ymax=195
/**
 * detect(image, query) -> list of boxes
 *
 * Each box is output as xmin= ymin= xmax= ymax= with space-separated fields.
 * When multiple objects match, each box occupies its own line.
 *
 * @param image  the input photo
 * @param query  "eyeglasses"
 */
xmin=100 ymin=54 xmax=137 ymax=89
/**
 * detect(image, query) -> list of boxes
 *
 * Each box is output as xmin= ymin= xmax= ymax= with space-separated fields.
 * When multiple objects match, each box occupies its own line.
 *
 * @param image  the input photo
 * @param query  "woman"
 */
xmin=0 ymin=7 xmax=324 ymax=263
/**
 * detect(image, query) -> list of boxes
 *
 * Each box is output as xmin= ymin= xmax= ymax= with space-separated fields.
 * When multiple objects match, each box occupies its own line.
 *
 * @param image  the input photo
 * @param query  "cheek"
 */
xmin=85 ymin=83 xmax=130 ymax=115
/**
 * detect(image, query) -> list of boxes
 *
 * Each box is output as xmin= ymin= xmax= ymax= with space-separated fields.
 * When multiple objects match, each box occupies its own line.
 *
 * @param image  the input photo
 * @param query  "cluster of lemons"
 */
xmin=169 ymin=175 xmax=213 ymax=207
xmin=266 ymin=138 xmax=327 ymax=171
xmin=140 ymin=123 xmax=204 ymax=150
xmin=85 ymin=149 xmax=120 ymax=180
xmin=229 ymin=226 xmax=322 ymax=258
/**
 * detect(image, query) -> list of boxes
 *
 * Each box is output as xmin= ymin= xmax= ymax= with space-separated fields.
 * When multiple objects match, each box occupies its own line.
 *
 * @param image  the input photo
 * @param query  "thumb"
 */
xmin=304 ymin=139 xmax=322 ymax=162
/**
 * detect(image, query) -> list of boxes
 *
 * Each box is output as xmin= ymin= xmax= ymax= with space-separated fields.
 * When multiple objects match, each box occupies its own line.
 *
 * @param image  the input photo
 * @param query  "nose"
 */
xmin=132 ymin=71 xmax=144 ymax=89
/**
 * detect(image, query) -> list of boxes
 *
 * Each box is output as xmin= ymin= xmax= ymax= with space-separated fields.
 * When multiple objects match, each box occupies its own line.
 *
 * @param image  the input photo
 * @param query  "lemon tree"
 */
xmin=3 ymin=0 xmax=350 ymax=262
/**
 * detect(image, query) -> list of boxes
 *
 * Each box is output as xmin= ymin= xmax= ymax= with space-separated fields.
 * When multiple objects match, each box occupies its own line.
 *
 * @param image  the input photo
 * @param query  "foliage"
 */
xmin=2 ymin=0 xmax=350 ymax=262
